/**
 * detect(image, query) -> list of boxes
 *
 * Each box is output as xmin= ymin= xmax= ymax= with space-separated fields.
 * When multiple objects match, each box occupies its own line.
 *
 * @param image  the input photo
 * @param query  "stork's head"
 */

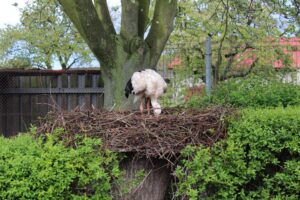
xmin=125 ymin=78 xmax=133 ymax=98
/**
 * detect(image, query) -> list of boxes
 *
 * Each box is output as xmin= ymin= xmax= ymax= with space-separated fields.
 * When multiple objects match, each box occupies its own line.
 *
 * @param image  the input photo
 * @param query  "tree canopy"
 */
xmin=167 ymin=0 xmax=299 ymax=84
xmin=0 ymin=0 xmax=94 ymax=69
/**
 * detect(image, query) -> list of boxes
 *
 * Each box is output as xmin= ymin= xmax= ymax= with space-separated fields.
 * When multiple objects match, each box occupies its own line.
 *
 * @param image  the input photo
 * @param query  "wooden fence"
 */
xmin=0 ymin=69 xmax=104 ymax=137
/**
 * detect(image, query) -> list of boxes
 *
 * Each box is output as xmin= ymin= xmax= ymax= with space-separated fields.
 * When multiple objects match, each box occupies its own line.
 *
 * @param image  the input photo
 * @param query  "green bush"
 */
xmin=0 ymin=129 xmax=120 ymax=200
xmin=186 ymin=76 xmax=300 ymax=108
xmin=176 ymin=107 xmax=300 ymax=199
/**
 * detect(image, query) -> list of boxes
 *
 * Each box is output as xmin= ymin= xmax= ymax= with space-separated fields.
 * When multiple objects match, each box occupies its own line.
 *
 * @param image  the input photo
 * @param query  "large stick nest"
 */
xmin=36 ymin=106 xmax=232 ymax=161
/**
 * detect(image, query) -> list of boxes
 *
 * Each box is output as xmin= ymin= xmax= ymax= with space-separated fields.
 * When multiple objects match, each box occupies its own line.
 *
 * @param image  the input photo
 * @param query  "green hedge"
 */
xmin=186 ymin=77 xmax=300 ymax=108
xmin=0 ymin=129 xmax=120 ymax=200
xmin=175 ymin=107 xmax=300 ymax=199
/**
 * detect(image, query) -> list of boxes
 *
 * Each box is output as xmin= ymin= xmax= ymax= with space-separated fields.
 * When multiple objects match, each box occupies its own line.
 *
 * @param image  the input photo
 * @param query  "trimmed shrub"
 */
xmin=186 ymin=76 xmax=300 ymax=108
xmin=0 ymin=129 xmax=120 ymax=200
xmin=176 ymin=107 xmax=300 ymax=199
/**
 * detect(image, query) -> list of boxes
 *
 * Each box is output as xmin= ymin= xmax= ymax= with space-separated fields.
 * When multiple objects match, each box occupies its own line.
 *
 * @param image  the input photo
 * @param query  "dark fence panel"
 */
xmin=0 ymin=69 xmax=104 ymax=137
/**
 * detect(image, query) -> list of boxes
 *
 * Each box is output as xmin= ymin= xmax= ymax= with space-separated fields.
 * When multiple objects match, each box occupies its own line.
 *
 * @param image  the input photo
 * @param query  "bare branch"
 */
xmin=67 ymin=57 xmax=80 ymax=69
xmin=58 ymin=0 xmax=115 ymax=63
xmin=138 ymin=0 xmax=150 ymax=38
xmin=120 ymin=0 xmax=139 ymax=40
xmin=94 ymin=0 xmax=116 ymax=34
xmin=146 ymin=0 xmax=178 ymax=68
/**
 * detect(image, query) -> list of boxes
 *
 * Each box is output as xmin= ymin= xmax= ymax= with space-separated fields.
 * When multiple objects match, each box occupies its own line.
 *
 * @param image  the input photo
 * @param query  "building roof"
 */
xmin=279 ymin=37 xmax=300 ymax=46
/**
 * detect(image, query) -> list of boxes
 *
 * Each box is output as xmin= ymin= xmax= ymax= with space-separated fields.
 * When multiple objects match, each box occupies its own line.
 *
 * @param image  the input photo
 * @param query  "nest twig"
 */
xmin=36 ymin=106 xmax=232 ymax=161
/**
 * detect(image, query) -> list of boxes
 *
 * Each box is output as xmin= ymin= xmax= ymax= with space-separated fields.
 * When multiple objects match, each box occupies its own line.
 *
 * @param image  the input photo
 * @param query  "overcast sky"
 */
xmin=0 ymin=0 xmax=121 ymax=28
xmin=0 ymin=0 xmax=26 ymax=28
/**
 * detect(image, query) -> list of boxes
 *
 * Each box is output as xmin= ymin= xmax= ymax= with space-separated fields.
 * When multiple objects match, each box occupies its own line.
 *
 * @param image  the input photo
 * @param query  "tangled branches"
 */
xmin=37 ymin=106 xmax=232 ymax=161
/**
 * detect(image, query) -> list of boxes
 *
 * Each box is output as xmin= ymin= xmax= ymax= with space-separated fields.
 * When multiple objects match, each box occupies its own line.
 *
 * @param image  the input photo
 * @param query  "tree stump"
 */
xmin=114 ymin=154 xmax=171 ymax=200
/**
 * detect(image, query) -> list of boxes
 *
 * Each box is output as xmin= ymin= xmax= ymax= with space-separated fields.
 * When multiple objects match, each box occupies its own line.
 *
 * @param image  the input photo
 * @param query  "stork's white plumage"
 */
xmin=125 ymin=69 xmax=167 ymax=115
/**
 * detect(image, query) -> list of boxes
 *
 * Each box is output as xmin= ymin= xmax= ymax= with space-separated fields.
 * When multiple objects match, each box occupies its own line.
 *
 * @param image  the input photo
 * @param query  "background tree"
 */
xmin=267 ymin=0 xmax=300 ymax=36
xmin=168 ymin=0 xmax=287 ymax=85
xmin=0 ymin=0 xmax=94 ymax=69
xmin=0 ymin=25 xmax=32 ymax=68
xmin=57 ymin=0 xmax=178 ymax=109
xmin=0 ymin=55 xmax=32 ymax=69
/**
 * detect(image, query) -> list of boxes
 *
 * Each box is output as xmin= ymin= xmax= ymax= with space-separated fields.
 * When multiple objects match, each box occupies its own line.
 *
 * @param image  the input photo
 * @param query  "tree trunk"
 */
xmin=58 ymin=0 xmax=177 ymax=110
xmin=114 ymin=154 xmax=171 ymax=200
xmin=101 ymin=37 xmax=151 ymax=110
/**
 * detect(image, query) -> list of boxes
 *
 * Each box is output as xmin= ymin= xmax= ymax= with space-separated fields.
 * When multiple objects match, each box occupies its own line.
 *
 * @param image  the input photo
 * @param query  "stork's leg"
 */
xmin=139 ymin=98 xmax=144 ymax=113
xmin=146 ymin=97 xmax=151 ymax=115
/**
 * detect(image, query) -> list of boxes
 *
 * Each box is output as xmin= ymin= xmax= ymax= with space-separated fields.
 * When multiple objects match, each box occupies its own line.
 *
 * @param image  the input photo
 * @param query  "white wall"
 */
xmin=282 ymin=69 xmax=300 ymax=84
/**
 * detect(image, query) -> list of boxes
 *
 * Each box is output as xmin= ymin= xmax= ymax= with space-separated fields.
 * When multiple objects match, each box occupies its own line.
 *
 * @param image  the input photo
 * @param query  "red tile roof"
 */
xmin=279 ymin=37 xmax=300 ymax=45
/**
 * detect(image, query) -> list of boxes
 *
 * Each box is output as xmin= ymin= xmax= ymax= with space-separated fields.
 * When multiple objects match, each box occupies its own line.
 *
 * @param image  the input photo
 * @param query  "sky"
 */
xmin=0 ymin=0 xmax=121 ymax=28
xmin=0 ymin=0 xmax=26 ymax=28
xmin=0 ymin=0 xmax=121 ymax=69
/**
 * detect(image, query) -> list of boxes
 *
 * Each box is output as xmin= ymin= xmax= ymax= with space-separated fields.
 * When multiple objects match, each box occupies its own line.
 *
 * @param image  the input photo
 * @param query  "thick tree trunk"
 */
xmin=101 ymin=37 xmax=151 ymax=110
xmin=58 ymin=0 xmax=177 ymax=110
xmin=114 ymin=154 xmax=171 ymax=200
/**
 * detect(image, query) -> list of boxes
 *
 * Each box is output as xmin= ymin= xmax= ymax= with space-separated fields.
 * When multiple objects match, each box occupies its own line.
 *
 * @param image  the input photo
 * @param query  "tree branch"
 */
xmin=220 ymin=55 xmax=235 ymax=80
xmin=146 ymin=0 xmax=178 ymax=68
xmin=120 ymin=0 xmax=139 ymax=40
xmin=221 ymin=43 xmax=255 ymax=80
xmin=67 ymin=57 xmax=80 ymax=69
xmin=94 ymin=0 xmax=116 ymax=34
xmin=214 ymin=0 xmax=229 ymax=83
xmin=220 ymin=58 xmax=259 ymax=81
xmin=138 ymin=0 xmax=150 ymax=38
xmin=56 ymin=51 xmax=67 ymax=69
xmin=58 ymin=0 xmax=115 ymax=63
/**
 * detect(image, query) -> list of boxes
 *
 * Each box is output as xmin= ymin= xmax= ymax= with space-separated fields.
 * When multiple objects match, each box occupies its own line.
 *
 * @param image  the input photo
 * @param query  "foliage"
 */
xmin=175 ymin=107 xmax=300 ymax=199
xmin=162 ymin=67 xmax=203 ymax=107
xmin=266 ymin=0 xmax=300 ymax=36
xmin=0 ymin=55 xmax=32 ymax=68
xmin=0 ymin=128 xmax=120 ymax=200
xmin=0 ymin=0 xmax=94 ymax=69
xmin=115 ymin=169 xmax=146 ymax=198
xmin=167 ymin=0 xmax=297 ymax=83
xmin=186 ymin=76 xmax=300 ymax=108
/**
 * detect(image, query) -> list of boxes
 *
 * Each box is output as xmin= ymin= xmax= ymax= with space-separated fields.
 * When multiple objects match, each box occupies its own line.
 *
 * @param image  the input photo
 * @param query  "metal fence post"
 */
xmin=91 ymin=74 xmax=99 ymax=108
xmin=67 ymin=74 xmax=72 ymax=111
xmin=56 ymin=75 xmax=62 ymax=110
xmin=205 ymin=35 xmax=212 ymax=96
xmin=78 ymin=74 xmax=85 ymax=110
